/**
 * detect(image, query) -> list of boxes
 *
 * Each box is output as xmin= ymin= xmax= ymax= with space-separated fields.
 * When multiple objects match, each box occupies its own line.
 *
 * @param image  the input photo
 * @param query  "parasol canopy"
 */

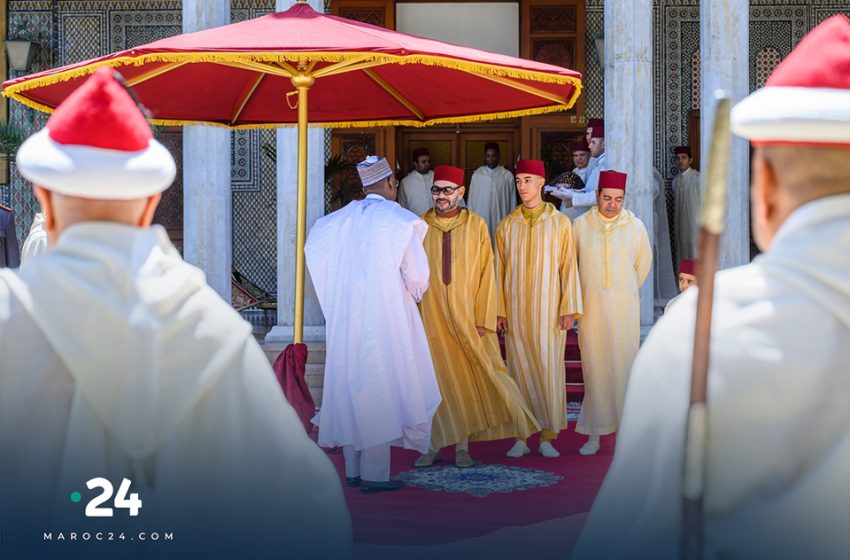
xmin=3 ymin=2 xmax=582 ymax=128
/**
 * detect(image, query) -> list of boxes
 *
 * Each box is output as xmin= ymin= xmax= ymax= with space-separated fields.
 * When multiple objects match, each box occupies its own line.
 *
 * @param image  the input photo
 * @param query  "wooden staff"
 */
xmin=681 ymin=91 xmax=732 ymax=560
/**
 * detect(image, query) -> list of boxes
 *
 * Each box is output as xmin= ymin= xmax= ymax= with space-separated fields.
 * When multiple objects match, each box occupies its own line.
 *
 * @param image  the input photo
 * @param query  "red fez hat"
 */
xmin=587 ymin=118 xmax=604 ymax=129
xmin=412 ymin=147 xmax=430 ymax=160
xmin=16 ymin=67 xmax=176 ymax=199
xmin=515 ymin=159 xmax=545 ymax=177
xmin=679 ymin=259 xmax=697 ymax=276
xmin=433 ymin=165 xmax=464 ymax=186
xmin=484 ymin=142 xmax=500 ymax=152
xmin=590 ymin=126 xmax=604 ymax=139
xmin=674 ymin=146 xmax=692 ymax=157
xmin=571 ymin=139 xmax=590 ymax=152
xmin=598 ymin=170 xmax=627 ymax=191
xmin=731 ymin=15 xmax=850 ymax=146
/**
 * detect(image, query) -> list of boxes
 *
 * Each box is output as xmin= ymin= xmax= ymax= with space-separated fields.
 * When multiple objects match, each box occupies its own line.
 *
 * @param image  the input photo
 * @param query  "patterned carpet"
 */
xmin=328 ymin=431 xmax=615 ymax=546
xmin=396 ymin=464 xmax=562 ymax=498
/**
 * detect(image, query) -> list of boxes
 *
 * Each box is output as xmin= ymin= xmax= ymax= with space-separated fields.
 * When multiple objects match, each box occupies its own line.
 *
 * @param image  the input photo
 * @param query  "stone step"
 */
xmin=262 ymin=342 xmax=326 ymax=365
xmin=305 ymin=363 xmax=324 ymax=387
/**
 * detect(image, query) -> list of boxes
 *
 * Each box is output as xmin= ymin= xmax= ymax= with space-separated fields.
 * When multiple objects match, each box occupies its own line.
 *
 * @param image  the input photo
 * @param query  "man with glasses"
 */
xmin=496 ymin=159 xmax=582 ymax=458
xmin=415 ymin=165 xmax=539 ymax=469
xmin=306 ymin=155 xmax=441 ymax=494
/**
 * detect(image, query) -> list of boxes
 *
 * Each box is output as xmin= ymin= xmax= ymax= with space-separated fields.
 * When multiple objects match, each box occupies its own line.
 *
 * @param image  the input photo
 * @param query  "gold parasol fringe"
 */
xmin=2 ymin=50 xmax=582 ymax=102
xmin=7 ymin=94 xmax=581 ymax=130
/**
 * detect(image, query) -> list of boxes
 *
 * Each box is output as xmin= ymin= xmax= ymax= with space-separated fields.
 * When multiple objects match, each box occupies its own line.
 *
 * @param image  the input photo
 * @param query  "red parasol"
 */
xmin=3 ymin=2 xmax=581 ymax=129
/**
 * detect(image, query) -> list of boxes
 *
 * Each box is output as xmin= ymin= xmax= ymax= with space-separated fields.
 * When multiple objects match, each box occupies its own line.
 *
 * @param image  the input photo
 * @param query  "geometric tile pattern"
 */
xmin=228 ymin=1 xmax=279 ymax=293
xmin=232 ymin=129 xmax=278 ymax=294
xmin=111 ymin=8 xmax=181 ymax=50
xmin=231 ymin=2 xmax=274 ymax=193
xmin=5 ymin=3 xmax=55 ymax=241
xmin=59 ymin=13 xmax=105 ymax=64
xmin=755 ymin=47 xmax=782 ymax=89
xmin=691 ymin=51 xmax=700 ymax=110
xmin=749 ymin=19 xmax=794 ymax=90
xmin=6 ymin=0 xmax=284 ymax=294
xmin=654 ymin=0 xmax=850 ymax=188
xmin=654 ymin=2 xmax=700 ymax=181
xmin=583 ymin=0 xmax=604 ymax=123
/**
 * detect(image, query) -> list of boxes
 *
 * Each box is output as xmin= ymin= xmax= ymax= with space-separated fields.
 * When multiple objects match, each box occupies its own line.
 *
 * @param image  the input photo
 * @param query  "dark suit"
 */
xmin=0 ymin=207 xmax=21 ymax=268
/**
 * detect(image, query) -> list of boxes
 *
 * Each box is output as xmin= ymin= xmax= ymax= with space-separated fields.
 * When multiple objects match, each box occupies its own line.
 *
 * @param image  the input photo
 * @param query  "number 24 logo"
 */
xmin=85 ymin=478 xmax=143 ymax=517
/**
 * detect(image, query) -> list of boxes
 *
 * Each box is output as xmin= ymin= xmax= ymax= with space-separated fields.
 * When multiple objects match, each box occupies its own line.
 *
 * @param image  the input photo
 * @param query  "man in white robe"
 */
xmin=0 ymin=68 xmax=351 ymax=559
xmin=572 ymin=16 xmax=850 ymax=560
xmin=571 ymin=139 xmax=591 ymax=184
xmin=467 ymin=142 xmax=515 ymax=243
xmin=584 ymin=118 xmax=603 ymax=175
xmin=559 ymin=125 xmax=606 ymax=221
xmin=20 ymin=212 xmax=47 ymax=266
xmin=673 ymin=145 xmax=701 ymax=262
xmin=398 ymin=147 xmax=435 ymax=217
xmin=306 ymin=155 xmax=441 ymax=494
xmin=572 ymin=171 xmax=652 ymax=456
xmin=586 ymin=117 xmax=603 ymax=146
xmin=653 ymin=169 xmax=678 ymax=308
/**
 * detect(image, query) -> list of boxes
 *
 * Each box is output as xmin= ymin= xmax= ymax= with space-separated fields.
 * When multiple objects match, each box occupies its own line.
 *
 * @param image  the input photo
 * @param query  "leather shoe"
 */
xmin=361 ymin=480 xmax=404 ymax=494
xmin=414 ymin=450 xmax=441 ymax=468
xmin=454 ymin=449 xmax=476 ymax=468
xmin=346 ymin=476 xmax=362 ymax=487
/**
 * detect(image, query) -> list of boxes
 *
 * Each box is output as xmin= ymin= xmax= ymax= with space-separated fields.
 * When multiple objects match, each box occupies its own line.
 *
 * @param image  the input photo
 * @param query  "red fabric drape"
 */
xmin=272 ymin=343 xmax=316 ymax=434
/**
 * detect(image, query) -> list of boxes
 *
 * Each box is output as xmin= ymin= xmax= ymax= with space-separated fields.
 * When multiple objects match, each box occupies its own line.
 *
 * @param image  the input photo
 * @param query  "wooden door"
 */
xmin=399 ymin=128 xmax=516 ymax=188
xmin=460 ymin=132 xmax=516 ymax=187
xmin=399 ymin=130 xmax=458 ymax=176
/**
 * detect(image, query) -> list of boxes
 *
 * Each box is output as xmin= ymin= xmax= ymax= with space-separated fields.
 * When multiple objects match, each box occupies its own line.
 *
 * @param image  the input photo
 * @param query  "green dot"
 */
xmin=70 ymin=491 xmax=82 ymax=503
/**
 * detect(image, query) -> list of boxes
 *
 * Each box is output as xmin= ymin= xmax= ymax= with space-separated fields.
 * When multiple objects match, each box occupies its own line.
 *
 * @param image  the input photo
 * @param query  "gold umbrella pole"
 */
xmin=291 ymin=68 xmax=315 ymax=344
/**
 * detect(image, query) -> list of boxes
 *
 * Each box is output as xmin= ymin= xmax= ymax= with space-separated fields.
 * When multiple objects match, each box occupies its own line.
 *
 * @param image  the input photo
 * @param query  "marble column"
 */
xmin=182 ymin=0 xmax=232 ymax=300
xmin=701 ymin=0 xmax=750 ymax=269
xmin=266 ymin=0 xmax=327 ymax=344
xmin=604 ymin=0 xmax=655 ymax=328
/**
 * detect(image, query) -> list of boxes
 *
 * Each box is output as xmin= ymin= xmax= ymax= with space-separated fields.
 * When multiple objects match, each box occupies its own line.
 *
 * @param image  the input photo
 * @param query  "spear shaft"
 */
xmin=681 ymin=91 xmax=732 ymax=560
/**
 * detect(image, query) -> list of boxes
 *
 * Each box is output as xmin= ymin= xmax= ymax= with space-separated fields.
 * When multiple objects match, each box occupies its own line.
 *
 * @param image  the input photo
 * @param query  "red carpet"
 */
xmin=327 ymin=430 xmax=614 ymax=545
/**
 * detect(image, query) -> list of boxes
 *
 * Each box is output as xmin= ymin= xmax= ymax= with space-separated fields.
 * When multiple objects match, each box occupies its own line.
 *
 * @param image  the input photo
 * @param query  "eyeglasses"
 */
xmin=431 ymin=185 xmax=462 ymax=195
